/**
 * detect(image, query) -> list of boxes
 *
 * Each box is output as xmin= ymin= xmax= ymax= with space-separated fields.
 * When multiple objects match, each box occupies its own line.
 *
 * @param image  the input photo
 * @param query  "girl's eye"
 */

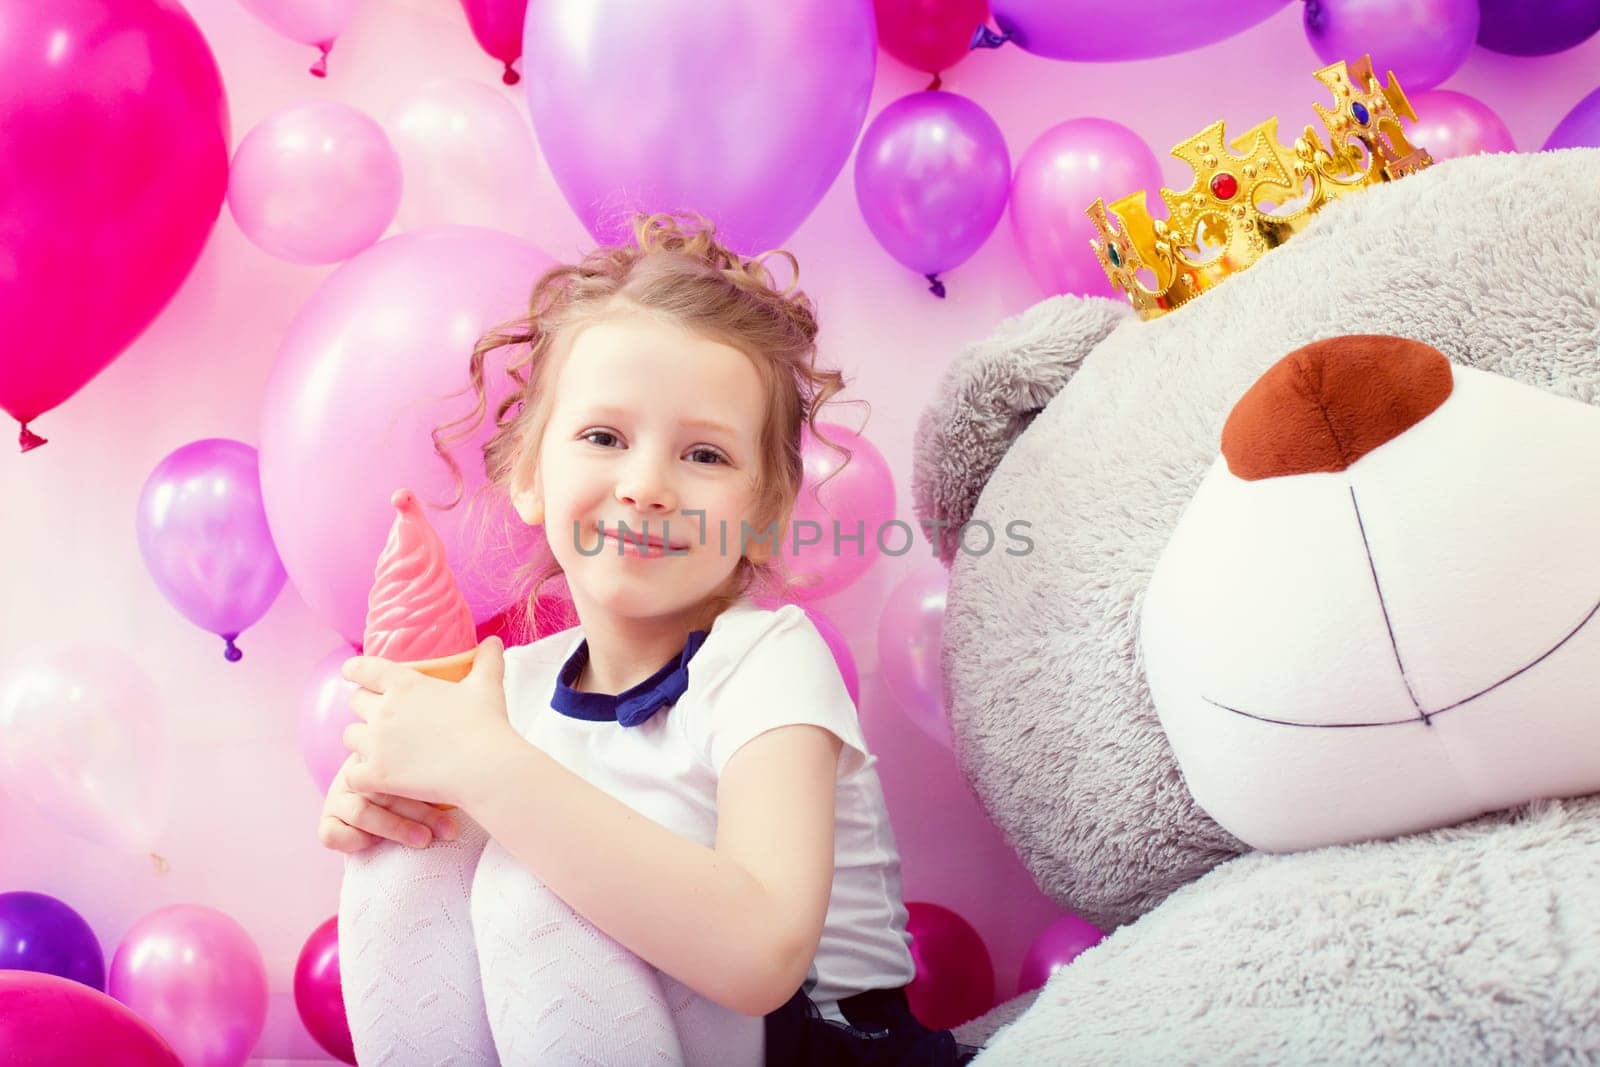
xmin=687 ymin=447 xmax=726 ymax=466
xmin=582 ymin=430 xmax=620 ymax=448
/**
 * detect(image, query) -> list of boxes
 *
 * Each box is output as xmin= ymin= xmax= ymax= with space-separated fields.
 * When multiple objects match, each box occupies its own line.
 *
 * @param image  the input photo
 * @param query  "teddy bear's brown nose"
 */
xmin=1221 ymin=335 xmax=1454 ymax=481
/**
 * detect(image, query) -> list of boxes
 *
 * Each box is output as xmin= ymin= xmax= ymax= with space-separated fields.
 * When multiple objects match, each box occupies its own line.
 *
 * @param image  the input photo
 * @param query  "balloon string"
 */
xmin=970 ymin=26 xmax=1012 ymax=50
xmin=310 ymin=41 xmax=331 ymax=78
xmin=18 ymin=423 xmax=46 ymax=452
xmin=149 ymin=853 xmax=170 ymax=875
xmin=223 ymin=634 xmax=243 ymax=663
xmin=925 ymin=273 xmax=947 ymax=299
xmin=502 ymin=61 xmax=521 ymax=86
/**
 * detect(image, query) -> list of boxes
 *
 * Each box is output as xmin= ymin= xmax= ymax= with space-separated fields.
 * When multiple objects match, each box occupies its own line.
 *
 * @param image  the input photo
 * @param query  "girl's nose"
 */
xmin=1221 ymin=334 xmax=1455 ymax=482
xmin=615 ymin=459 xmax=676 ymax=512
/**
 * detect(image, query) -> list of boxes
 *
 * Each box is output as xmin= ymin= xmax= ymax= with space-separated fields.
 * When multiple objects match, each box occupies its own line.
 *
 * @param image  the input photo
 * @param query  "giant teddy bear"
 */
xmin=917 ymin=147 xmax=1600 ymax=1062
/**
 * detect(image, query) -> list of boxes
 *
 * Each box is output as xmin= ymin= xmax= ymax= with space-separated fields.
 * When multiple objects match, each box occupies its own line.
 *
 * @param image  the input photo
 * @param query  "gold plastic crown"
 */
xmin=1086 ymin=56 xmax=1433 ymax=321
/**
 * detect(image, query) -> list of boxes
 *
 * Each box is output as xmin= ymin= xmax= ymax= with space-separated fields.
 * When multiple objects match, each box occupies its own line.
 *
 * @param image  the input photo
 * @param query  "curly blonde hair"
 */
xmin=433 ymin=210 xmax=861 ymax=636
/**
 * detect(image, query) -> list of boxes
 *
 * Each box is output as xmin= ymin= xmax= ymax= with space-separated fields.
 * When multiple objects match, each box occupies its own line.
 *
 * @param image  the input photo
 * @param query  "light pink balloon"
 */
xmin=1010 ymin=118 xmax=1163 ymax=298
xmin=879 ymin=564 xmax=951 ymax=748
xmin=228 ymin=101 xmax=402 ymax=265
xmin=259 ymin=226 xmax=557 ymax=646
xmin=0 ymin=645 xmax=173 ymax=853
xmin=235 ymin=0 xmax=358 ymax=75
xmin=1406 ymin=89 xmax=1517 ymax=160
xmin=782 ymin=423 xmax=898 ymax=602
xmin=297 ymin=646 xmax=359 ymax=794
xmin=109 ymin=904 xmax=268 ymax=1067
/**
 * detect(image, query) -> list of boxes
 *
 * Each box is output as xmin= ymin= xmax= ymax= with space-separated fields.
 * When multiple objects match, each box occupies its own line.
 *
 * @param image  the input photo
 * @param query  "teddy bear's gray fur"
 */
xmin=920 ymin=148 xmax=1600 ymax=1062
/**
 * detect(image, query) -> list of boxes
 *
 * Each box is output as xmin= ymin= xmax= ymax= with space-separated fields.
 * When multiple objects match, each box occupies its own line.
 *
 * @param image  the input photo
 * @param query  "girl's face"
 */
xmin=512 ymin=315 xmax=770 ymax=623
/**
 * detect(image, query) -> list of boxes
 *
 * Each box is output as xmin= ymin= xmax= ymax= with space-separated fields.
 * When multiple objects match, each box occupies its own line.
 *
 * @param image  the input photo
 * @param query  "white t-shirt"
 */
xmin=500 ymin=594 xmax=916 ymax=1020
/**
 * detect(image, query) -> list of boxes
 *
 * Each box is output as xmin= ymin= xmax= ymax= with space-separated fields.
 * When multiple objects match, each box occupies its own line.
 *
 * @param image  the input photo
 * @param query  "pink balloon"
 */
xmin=259 ymin=226 xmax=556 ymax=647
xmin=108 ymin=904 xmax=268 ymax=1067
xmin=879 ymin=564 xmax=951 ymax=748
xmin=1303 ymin=0 xmax=1480 ymax=92
xmin=1016 ymin=913 xmax=1106 ymax=995
xmin=781 ymin=422 xmax=898 ymax=602
xmin=1010 ymin=118 xmax=1163 ymax=298
xmin=874 ymin=0 xmax=988 ymax=74
xmin=523 ymin=0 xmax=876 ymax=254
xmin=1406 ymin=89 xmax=1517 ymax=160
xmin=0 ymin=0 xmax=228 ymax=451
xmin=0 ymin=645 xmax=173 ymax=854
xmin=293 ymin=916 xmax=355 ymax=1064
xmin=0 ymin=970 xmax=182 ymax=1066
xmin=229 ymin=102 xmax=402 ymax=265
xmin=234 ymin=0 xmax=358 ymax=76
xmin=806 ymin=607 xmax=861 ymax=707
xmin=297 ymin=647 xmax=359 ymax=795
xmin=136 ymin=439 xmax=288 ymax=663
xmin=461 ymin=0 xmax=530 ymax=84
xmin=904 ymin=902 xmax=995 ymax=1030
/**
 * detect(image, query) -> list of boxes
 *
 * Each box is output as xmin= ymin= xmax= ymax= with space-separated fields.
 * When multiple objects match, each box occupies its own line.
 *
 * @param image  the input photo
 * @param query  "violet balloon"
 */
xmin=1405 ymin=90 xmax=1516 ymax=160
xmin=0 ymin=971 xmax=182 ymax=1067
xmin=523 ymin=0 xmax=876 ymax=255
xmin=1478 ymin=0 xmax=1600 ymax=56
xmin=137 ymin=439 xmax=288 ymax=662
xmin=989 ymin=0 xmax=1287 ymax=61
xmin=1010 ymin=118 xmax=1163 ymax=299
xmin=298 ymin=647 xmax=360 ymax=794
xmin=879 ymin=564 xmax=952 ymax=749
xmin=294 ymin=916 xmax=356 ymax=1064
xmin=461 ymin=0 xmax=530 ymax=84
xmin=229 ymin=102 xmax=402 ymax=265
xmin=0 ymin=891 xmax=106 ymax=990
xmin=1303 ymin=0 xmax=1479 ymax=92
xmin=1545 ymin=86 xmax=1600 ymax=150
xmin=259 ymin=227 xmax=556 ymax=646
xmin=903 ymin=902 xmax=995 ymax=1031
xmin=855 ymin=91 xmax=1011 ymax=297
xmin=0 ymin=0 xmax=228 ymax=452
xmin=109 ymin=904 xmax=269 ymax=1067
xmin=1016 ymin=913 xmax=1106 ymax=995
xmin=234 ymin=0 xmax=358 ymax=76
xmin=781 ymin=423 xmax=898 ymax=602
xmin=874 ymin=0 xmax=988 ymax=75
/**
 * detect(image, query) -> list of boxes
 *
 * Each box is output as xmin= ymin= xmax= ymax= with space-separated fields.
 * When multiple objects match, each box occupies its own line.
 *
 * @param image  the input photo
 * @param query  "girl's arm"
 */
xmin=463 ymin=721 xmax=842 ymax=1017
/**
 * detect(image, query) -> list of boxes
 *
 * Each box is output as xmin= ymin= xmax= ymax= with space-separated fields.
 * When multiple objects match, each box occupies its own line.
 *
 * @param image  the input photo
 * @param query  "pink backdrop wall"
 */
xmin=3 ymin=1 xmax=1596 ymax=1059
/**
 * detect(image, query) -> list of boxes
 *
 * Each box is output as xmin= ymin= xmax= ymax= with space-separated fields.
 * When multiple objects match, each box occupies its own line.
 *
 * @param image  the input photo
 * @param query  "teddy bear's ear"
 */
xmin=913 ymin=294 xmax=1131 ymax=564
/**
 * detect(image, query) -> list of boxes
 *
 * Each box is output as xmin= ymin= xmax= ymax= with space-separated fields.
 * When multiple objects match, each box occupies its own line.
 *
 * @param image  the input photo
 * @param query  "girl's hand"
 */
xmin=316 ymin=754 xmax=459 ymax=853
xmin=340 ymin=636 xmax=516 ymax=809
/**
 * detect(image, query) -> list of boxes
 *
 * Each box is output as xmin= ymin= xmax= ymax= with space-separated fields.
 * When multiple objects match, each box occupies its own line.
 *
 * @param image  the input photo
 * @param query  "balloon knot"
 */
xmin=310 ymin=41 xmax=331 ymax=78
xmin=150 ymin=852 xmax=170 ymax=875
xmin=18 ymin=423 xmax=47 ymax=452
xmin=502 ymin=62 xmax=521 ymax=86
xmin=927 ymin=72 xmax=943 ymax=91
xmin=223 ymin=635 xmax=243 ymax=663
xmin=970 ymin=26 xmax=1012 ymax=50
xmin=925 ymin=274 xmax=947 ymax=299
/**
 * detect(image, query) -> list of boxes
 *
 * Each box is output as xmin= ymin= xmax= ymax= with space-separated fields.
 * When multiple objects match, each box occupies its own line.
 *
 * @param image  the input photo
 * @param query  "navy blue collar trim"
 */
xmin=551 ymin=629 xmax=711 ymax=727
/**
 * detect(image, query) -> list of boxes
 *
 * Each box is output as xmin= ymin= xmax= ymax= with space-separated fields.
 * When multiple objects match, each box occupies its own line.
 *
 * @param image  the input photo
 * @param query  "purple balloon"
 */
xmin=523 ymin=0 xmax=876 ymax=255
xmin=1406 ymin=89 xmax=1516 ymax=160
xmin=855 ymin=91 xmax=1011 ymax=296
xmin=293 ymin=916 xmax=356 ymax=1064
xmin=1016 ymin=913 xmax=1106 ymax=995
xmin=879 ymin=564 xmax=951 ymax=749
xmin=298 ymin=646 xmax=360 ymax=794
xmin=1304 ymin=0 xmax=1479 ymax=92
xmin=1478 ymin=0 xmax=1600 ymax=56
xmin=781 ymin=422 xmax=898 ymax=602
xmin=989 ymin=0 xmax=1288 ymax=61
xmin=136 ymin=439 xmax=287 ymax=662
xmin=0 ymin=970 xmax=182 ymax=1066
xmin=1010 ymin=118 xmax=1162 ymax=298
xmin=108 ymin=904 xmax=268 ymax=1067
xmin=1545 ymin=86 xmax=1600 ymax=150
xmin=0 ymin=891 xmax=106 ymax=990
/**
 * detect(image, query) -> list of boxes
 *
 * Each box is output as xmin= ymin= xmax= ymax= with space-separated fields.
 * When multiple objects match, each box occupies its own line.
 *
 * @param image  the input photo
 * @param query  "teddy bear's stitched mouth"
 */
xmin=1199 ymin=484 xmax=1600 ymax=730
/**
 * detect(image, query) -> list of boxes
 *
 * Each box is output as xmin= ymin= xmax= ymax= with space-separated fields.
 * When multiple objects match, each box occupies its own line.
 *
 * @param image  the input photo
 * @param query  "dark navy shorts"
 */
xmin=764 ymin=984 xmax=984 ymax=1066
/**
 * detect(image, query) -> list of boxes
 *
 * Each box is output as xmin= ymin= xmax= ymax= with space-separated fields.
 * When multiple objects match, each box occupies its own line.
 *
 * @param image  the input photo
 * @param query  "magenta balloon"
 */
xmin=109 ymin=904 xmax=269 ymax=1067
xmin=1545 ymin=86 xmax=1600 ymax=150
xmin=297 ymin=646 xmax=360 ymax=794
xmin=228 ymin=102 xmax=402 ymax=265
xmin=1016 ymin=913 xmax=1106 ymax=995
xmin=294 ymin=916 xmax=356 ymax=1064
xmin=1303 ymin=0 xmax=1479 ymax=92
xmin=1405 ymin=89 xmax=1516 ymax=160
xmin=0 ymin=0 xmax=228 ymax=449
xmin=807 ymin=607 xmax=861 ymax=707
xmin=461 ymin=0 xmax=530 ymax=83
xmin=989 ymin=0 xmax=1287 ymax=60
xmin=903 ymin=902 xmax=995 ymax=1031
xmin=136 ymin=439 xmax=288 ymax=661
xmin=879 ymin=564 xmax=951 ymax=748
xmin=259 ymin=226 xmax=555 ymax=646
xmin=782 ymin=422 xmax=898 ymax=602
xmin=523 ymin=0 xmax=876 ymax=255
xmin=874 ymin=0 xmax=988 ymax=73
xmin=854 ymin=91 xmax=1011 ymax=288
xmin=1010 ymin=118 xmax=1162 ymax=298
xmin=0 ymin=970 xmax=182 ymax=1066
xmin=1478 ymin=0 xmax=1600 ymax=56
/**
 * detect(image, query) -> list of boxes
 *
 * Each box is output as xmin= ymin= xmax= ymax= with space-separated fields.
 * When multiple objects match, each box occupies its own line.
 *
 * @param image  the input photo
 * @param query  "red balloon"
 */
xmin=875 ymin=0 xmax=990 ymax=75
xmin=293 ymin=916 xmax=356 ymax=1065
xmin=0 ymin=0 xmax=229 ymax=452
xmin=460 ymin=0 xmax=530 ymax=84
xmin=0 ymin=969 xmax=183 ymax=1066
xmin=903 ymin=901 xmax=995 ymax=1030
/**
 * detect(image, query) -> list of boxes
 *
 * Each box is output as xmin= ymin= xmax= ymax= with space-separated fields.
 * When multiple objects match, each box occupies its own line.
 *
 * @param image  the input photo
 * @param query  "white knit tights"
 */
xmin=338 ymin=812 xmax=764 ymax=1066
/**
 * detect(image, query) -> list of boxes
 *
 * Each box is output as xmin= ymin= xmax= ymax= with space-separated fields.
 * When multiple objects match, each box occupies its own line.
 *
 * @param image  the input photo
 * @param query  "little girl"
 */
xmin=318 ymin=213 xmax=981 ymax=1065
